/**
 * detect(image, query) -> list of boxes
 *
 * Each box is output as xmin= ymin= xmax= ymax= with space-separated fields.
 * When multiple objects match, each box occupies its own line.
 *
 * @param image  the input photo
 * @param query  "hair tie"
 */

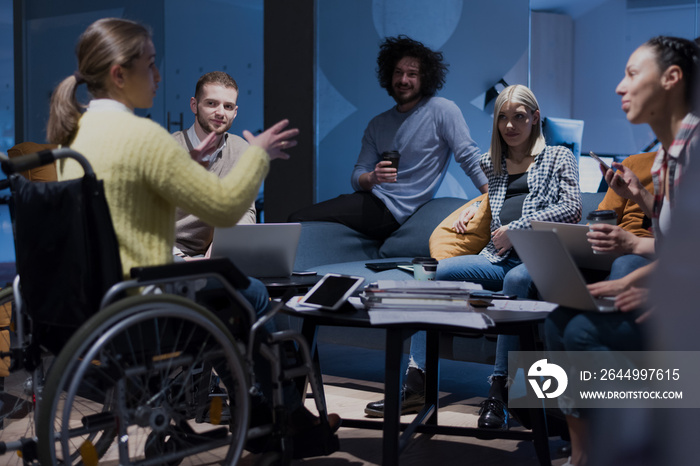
xmin=73 ymin=71 xmax=86 ymax=85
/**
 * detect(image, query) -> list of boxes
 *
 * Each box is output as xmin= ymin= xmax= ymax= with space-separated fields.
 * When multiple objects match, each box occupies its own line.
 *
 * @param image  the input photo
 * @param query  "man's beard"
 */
xmin=392 ymin=87 xmax=421 ymax=106
xmin=196 ymin=112 xmax=229 ymax=135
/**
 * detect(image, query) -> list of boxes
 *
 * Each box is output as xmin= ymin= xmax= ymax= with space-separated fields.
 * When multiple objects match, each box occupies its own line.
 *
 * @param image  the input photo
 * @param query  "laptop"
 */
xmin=531 ymin=220 xmax=619 ymax=270
xmin=507 ymin=229 xmax=617 ymax=312
xmin=211 ymin=223 xmax=301 ymax=278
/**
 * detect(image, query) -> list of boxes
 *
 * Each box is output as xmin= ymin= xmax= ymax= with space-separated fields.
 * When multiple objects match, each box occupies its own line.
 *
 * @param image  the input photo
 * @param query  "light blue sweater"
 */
xmin=351 ymin=96 xmax=487 ymax=224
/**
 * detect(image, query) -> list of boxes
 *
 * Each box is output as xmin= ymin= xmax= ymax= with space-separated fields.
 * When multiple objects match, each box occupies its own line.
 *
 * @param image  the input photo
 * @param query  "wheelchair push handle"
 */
xmin=1 ymin=148 xmax=94 ymax=177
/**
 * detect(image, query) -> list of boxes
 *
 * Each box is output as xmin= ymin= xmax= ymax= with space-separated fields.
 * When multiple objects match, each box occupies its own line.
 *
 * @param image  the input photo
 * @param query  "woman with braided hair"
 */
xmin=545 ymin=35 xmax=700 ymax=466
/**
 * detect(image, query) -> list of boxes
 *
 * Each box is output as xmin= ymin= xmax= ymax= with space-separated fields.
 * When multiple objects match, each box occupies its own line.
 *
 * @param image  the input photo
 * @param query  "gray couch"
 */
xmin=290 ymin=192 xmax=607 ymax=363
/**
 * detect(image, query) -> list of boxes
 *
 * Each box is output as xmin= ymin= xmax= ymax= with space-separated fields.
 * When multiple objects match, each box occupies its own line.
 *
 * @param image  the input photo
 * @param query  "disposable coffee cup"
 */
xmin=382 ymin=150 xmax=401 ymax=171
xmin=587 ymin=210 xmax=617 ymax=225
xmin=587 ymin=210 xmax=617 ymax=254
xmin=412 ymin=257 xmax=438 ymax=281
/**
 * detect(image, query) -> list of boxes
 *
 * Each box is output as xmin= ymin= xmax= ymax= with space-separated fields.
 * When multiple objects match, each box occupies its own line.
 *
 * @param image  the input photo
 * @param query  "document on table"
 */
xmin=489 ymin=299 xmax=558 ymax=312
xmin=368 ymin=309 xmax=493 ymax=329
xmin=374 ymin=280 xmax=482 ymax=291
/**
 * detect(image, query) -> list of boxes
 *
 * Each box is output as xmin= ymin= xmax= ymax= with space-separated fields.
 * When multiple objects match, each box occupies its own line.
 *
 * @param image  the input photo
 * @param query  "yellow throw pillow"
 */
xmin=429 ymin=193 xmax=491 ymax=261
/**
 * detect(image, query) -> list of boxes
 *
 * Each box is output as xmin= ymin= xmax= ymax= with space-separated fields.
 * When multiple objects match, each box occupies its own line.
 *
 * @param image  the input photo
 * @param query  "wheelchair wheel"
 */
xmin=36 ymin=294 xmax=250 ymax=465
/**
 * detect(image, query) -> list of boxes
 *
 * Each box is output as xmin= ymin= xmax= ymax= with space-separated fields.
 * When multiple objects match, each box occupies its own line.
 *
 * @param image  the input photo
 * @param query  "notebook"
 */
xmin=507 ymin=229 xmax=617 ymax=312
xmin=211 ymin=223 xmax=302 ymax=278
xmin=530 ymin=220 xmax=619 ymax=270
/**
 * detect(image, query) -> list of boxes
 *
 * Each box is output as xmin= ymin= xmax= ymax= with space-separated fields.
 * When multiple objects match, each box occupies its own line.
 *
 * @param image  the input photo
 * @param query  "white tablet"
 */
xmin=298 ymin=273 xmax=365 ymax=311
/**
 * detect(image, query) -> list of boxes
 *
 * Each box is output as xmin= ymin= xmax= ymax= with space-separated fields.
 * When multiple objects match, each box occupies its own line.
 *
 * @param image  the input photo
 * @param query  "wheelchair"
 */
xmin=0 ymin=148 xmax=338 ymax=465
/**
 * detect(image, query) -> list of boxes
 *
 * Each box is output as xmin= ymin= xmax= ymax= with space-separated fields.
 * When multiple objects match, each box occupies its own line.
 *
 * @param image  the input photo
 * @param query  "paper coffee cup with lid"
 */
xmin=412 ymin=257 xmax=438 ymax=280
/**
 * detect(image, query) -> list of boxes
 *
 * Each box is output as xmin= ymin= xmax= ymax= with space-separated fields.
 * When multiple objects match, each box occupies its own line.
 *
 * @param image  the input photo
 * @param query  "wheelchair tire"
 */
xmin=36 ymin=294 xmax=250 ymax=465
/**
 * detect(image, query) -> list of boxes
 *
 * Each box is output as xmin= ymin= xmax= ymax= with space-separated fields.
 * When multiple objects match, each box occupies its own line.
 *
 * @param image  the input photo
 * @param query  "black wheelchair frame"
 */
xmin=0 ymin=148 xmax=337 ymax=465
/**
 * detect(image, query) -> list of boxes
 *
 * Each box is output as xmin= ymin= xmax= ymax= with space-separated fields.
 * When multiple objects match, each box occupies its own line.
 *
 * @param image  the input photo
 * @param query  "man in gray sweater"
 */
xmin=288 ymin=36 xmax=487 ymax=240
xmin=172 ymin=71 xmax=257 ymax=259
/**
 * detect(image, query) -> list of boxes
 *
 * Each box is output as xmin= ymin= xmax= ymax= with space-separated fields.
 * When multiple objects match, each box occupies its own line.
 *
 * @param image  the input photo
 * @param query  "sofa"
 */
xmin=290 ymin=192 xmax=607 ymax=363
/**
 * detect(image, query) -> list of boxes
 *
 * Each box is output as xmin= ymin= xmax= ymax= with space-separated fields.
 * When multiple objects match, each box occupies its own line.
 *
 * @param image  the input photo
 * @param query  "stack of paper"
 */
xmin=361 ymin=280 xmax=493 ymax=329
xmin=361 ymin=280 xmax=483 ymax=311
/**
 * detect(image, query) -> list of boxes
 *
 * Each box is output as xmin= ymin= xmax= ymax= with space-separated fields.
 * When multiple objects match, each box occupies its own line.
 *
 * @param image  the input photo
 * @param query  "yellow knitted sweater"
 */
xmin=58 ymin=110 xmax=269 ymax=277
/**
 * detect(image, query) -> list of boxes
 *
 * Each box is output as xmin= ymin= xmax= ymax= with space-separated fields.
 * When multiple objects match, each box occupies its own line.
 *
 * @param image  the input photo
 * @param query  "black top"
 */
xmin=499 ymin=172 xmax=529 ymax=225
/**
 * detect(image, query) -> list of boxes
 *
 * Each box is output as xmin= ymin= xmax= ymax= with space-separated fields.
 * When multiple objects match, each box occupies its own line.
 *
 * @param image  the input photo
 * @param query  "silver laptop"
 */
xmin=507 ymin=229 xmax=617 ymax=312
xmin=211 ymin=223 xmax=301 ymax=278
xmin=531 ymin=220 xmax=620 ymax=270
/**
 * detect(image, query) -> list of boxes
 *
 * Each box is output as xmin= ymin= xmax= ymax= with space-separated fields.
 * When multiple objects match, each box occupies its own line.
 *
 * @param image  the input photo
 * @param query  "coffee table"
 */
xmin=284 ymin=303 xmax=552 ymax=466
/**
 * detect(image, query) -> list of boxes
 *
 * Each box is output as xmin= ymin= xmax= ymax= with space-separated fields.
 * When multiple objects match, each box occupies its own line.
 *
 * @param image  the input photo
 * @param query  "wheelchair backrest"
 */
xmin=10 ymin=169 xmax=123 ymax=347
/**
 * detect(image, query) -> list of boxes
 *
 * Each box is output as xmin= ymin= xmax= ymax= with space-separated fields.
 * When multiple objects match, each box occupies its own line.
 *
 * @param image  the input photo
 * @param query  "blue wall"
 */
xmin=572 ymin=0 xmax=700 ymax=155
xmin=162 ymin=0 xmax=264 ymax=139
xmin=21 ymin=1 xmax=166 ymax=144
xmin=0 ymin=0 xmax=13 ymax=154
xmin=11 ymin=0 xmax=700 ymax=204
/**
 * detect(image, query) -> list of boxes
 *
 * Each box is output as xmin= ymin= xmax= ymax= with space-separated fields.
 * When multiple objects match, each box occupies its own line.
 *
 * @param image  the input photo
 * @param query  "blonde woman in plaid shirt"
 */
xmin=364 ymin=85 xmax=582 ymax=424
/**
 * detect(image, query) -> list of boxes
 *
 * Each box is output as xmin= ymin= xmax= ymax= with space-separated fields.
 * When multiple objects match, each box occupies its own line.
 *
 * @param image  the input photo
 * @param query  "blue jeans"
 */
xmin=544 ymin=307 xmax=646 ymax=416
xmin=492 ymin=263 xmax=539 ymax=378
xmin=173 ymin=254 xmax=271 ymax=317
xmin=607 ymin=254 xmax=652 ymax=281
xmin=240 ymin=277 xmax=273 ymax=316
xmin=408 ymin=254 xmax=522 ymax=372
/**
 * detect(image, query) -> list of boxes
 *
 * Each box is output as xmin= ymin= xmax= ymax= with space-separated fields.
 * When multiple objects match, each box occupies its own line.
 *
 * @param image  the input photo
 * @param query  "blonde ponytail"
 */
xmin=46 ymin=17 xmax=151 ymax=146
xmin=47 ymin=75 xmax=84 ymax=146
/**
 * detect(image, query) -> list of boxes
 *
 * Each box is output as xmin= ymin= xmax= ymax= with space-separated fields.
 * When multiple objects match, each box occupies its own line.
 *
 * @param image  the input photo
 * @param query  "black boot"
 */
xmin=477 ymin=375 xmax=508 ymax=430
xmin=364 ymin=367 xmax=425 ymax=418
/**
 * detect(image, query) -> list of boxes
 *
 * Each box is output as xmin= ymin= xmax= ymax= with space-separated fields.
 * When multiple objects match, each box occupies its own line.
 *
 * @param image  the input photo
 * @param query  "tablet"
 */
xmin=298 ymin=273 xmax=365 ymax=311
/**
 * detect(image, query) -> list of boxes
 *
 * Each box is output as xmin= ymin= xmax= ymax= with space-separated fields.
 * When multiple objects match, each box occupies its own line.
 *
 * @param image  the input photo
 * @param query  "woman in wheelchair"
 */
xmin=37 ymin=16 xmax=339 ymax=463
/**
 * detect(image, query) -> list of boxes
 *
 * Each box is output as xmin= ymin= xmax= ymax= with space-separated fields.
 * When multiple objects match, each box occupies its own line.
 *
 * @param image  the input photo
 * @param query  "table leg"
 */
xmin=424 ymin=329 xmax=440 ymax=426
xmin=519 ymin=324 xmax=552 ymax=466
xmin=382 ymin=327 xmax=404 ymax=466
xmin=296 ymin=319 xmax=321 ymax=403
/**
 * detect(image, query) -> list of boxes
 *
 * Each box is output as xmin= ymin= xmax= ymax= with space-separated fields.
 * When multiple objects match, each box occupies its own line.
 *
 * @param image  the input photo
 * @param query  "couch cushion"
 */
xmin=379 ymin=197 xmax=468 ymax=259
xmin=580 ymin=192 xmax=607 ymax=224
xmin=429 ymin=193 xmax=491 ymax=260
xmin=294 ymin=221 xmax=383 ymax=271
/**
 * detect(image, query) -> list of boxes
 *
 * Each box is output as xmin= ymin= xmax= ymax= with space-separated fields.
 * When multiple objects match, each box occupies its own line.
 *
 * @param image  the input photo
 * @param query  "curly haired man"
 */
xmin=289 ymin=35 xmax=488 ymax=239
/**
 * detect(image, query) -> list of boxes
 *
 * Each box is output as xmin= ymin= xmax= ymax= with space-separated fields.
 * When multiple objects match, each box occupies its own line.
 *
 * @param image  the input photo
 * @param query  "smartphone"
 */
xmin=365 ymin=261 xmax=412 ymax=271
xmin=589 ymin=151 xmax=612 ymax=171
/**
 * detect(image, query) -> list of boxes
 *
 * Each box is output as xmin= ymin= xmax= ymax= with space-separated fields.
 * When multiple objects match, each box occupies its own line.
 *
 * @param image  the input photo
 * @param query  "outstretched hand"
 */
xmin=190 ymin=131 xmax=218 ymax=167
xmin=244 ymin=119 xmax=299 ymax=161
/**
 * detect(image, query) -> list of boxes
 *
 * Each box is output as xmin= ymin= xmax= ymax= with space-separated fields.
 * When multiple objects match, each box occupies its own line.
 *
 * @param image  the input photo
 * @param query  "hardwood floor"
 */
xmin=0 ymin=343 xmax=572 ymax=465
xmin=242 ymin=342 xmax=572 ymax=465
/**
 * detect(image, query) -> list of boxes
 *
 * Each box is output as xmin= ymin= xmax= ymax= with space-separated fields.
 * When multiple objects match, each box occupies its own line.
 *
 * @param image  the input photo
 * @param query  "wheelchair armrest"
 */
xmin=130 ymin=258 xmax=251 ymax=290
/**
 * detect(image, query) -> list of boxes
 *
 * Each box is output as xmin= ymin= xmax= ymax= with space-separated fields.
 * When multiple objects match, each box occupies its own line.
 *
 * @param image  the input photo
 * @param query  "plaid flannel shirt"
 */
xmin=480 ymin=145 xmax=582 ymax=263
xmin=650 ymin=112 xmax=700 ymax=241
